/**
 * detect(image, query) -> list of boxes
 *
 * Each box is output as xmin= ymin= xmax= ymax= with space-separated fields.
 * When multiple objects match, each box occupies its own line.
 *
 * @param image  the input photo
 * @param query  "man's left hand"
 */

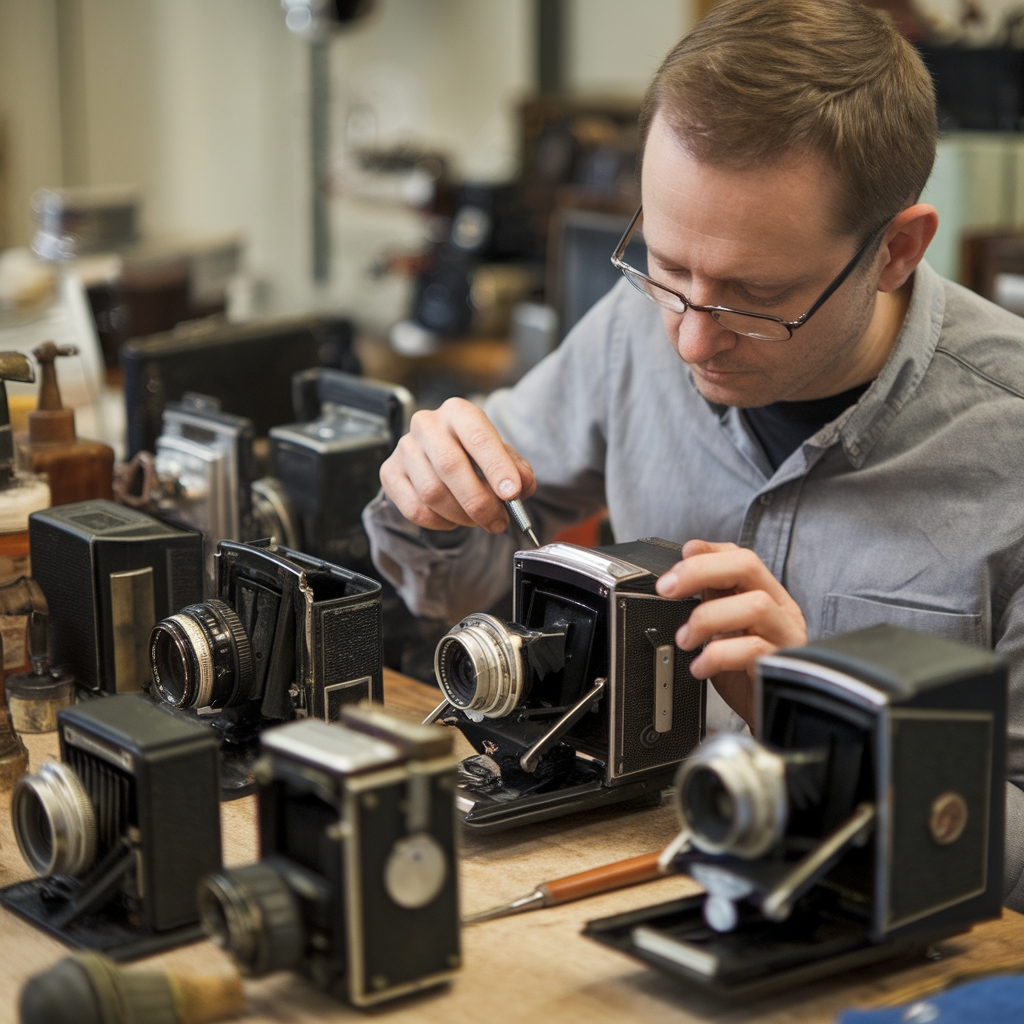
xmin=655 ymin=540 xmax=807 ymax=725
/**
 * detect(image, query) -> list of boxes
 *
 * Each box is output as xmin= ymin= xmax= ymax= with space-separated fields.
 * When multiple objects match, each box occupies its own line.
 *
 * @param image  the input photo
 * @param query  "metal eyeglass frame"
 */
xmin=610 ymin=205 xmax=890 ymax=341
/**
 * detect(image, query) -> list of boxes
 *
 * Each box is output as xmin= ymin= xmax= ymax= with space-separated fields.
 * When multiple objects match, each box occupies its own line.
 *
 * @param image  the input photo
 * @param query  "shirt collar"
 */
xmin=834 ymin=258 xmax=945 ymax=468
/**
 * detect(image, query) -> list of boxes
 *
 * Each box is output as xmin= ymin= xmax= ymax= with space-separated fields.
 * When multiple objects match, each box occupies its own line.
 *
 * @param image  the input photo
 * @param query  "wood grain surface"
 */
xmin=0 ymin=669 xmax=1022 ymax=1024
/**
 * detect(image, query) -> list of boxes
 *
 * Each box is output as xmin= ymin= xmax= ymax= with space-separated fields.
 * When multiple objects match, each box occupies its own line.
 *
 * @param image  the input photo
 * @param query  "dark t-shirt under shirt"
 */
xmin=742 ymin=381 xmax=872 ymax=472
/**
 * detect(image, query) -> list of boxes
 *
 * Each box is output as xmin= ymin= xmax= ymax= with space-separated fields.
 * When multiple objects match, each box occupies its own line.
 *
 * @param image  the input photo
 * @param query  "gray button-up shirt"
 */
xmin=364 ymin=261 xmax=1024 ymax=904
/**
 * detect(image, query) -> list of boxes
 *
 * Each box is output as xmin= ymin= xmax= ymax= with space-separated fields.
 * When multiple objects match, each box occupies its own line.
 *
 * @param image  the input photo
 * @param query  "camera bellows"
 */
xmin=12 ymin=761 xmax=97 ymax=877
xmin=19 ymin=952 xmax=245 ymax=1024
xmin=199 ymin=861 xmax=304 ymax=976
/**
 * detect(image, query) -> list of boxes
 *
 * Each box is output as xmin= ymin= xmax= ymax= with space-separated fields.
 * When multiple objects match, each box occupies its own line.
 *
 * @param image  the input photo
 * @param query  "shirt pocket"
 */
xmin=821 ymin=593 xmax=984 ymax=646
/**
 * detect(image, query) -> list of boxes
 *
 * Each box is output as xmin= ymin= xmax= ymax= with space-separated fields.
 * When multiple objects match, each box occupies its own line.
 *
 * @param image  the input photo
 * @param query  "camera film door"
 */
xmin=342 ymin=761 xmax=461 ymax=1005
xmin=610 ymin=594 xmax=704 ymax=780
xmin=884 ymin=709 xmax=993 ymax=932
xmin=313 ymin=598 xmax=384 ymax=721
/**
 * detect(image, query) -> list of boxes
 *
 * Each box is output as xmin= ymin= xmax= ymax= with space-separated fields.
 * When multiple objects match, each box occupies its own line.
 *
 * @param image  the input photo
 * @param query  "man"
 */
xmin=363 ymin=0 xmax=1024 ymax=905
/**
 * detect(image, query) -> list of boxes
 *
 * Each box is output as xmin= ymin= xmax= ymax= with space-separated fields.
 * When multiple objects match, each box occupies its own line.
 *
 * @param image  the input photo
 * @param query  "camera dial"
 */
xmin=675 ymin=733 xmax=788 ymax=859
xmin=435 ymin=613 xmax=530 ymax=718
xmin=150 ymin=599 xmax=253 ymax=710
xmin=12 ymin=761 xmax=97 ymax=877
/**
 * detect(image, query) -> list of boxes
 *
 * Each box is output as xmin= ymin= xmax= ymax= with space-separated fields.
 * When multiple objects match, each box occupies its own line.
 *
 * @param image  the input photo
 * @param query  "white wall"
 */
xmin=0 ymin=0 xmax=63 ymax=248
xmin=0 ymin=0 xmax=699 ymax=318
xmin=566 ymin=0 xmax=693 ymax=97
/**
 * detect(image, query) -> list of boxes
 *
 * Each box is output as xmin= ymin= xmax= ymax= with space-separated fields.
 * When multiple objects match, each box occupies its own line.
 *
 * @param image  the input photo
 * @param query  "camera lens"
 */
xmin=674 ymin=734 xmax=788 ymax=859
xmin=12 ymin=762 xmax=96 ymax=877
xmin=150 ymin=600 xmax=253 ymax=710
xmin=198 ymin=861 xmax=304 ymax=978
xmin=434 ymin=613 xmax=527 ymax=718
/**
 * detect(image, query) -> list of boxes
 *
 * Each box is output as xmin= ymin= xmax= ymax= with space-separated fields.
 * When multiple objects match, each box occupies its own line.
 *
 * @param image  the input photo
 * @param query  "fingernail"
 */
xmin=657 ymin=572 xmax=678 ymax=594
xmin=676 ymin=624 xmax=690 ymax=648
xmin=498 ymin=479 xmax=517 ymax=499
xmin=689 ymin=656 xmax=708 ymax=680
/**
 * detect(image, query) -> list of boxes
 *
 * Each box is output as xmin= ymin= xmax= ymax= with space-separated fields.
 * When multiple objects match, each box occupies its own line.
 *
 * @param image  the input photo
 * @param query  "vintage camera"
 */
xmin=29 ymin=500 xmax=204 ymax=695
xmin=121 ymin=314 xmax=359 ymax=458
xmin=270 ymin=368 xmax=413 ymax=569
xmin=149 ymin=539 xmax=383 ymax=794
xmin=0 ymin=694 xmax=222 ymax=959
xmin=585 ymin=625 xmax=1007 ymax=997
xmin=198 ymin=707 xmax=461 ymax=1006
xmin=427 ymin=539 xmax=704 ymax=831
xmin=127 ymin=393 xmax=300 ymax=594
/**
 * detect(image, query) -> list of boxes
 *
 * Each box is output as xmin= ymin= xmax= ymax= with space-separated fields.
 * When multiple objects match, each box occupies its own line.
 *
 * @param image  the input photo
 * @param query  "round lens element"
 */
xmin=150 ymin=600 xmax=252 ymax=710
xmin=674 ymin=733 xmax=788 ymax=859
xmin=198 ymin=862 xmax=304 ymax=978
xmin=434 ymin=613 xmax=526 ymax=719
xmin=12 ymin=761 xmax=96 ymax=877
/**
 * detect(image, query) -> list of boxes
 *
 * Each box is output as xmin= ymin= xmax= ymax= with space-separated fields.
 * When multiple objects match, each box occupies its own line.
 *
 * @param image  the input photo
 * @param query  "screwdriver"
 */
xmin=504 ymin=498 xmax=540 ymax=548
xmin=463 ymin=850 xmax=665 ymax=925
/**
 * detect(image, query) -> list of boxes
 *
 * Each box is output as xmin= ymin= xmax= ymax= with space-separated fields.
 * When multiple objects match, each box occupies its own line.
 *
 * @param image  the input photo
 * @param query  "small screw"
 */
xmin=446 ymin=953 xmax=461 ymax=968
xmin=362 ymin=792 xmax=379 ymax=810
xmin=371 ymin=975 xmax=389 ymax=990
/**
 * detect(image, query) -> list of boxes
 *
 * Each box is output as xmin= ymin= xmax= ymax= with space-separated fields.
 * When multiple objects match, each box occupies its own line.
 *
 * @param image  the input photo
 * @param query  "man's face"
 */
xmin=640 ymin=114 xmax=884 ymax=406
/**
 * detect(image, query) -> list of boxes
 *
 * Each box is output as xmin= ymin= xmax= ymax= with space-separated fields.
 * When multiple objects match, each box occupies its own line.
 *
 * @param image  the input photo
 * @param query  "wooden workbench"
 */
xmin=1 ymin=669 xmax=1022 ymax=1024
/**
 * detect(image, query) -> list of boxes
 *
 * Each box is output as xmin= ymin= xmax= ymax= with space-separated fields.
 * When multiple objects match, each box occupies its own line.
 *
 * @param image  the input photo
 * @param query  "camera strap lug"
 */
xmin=519 ymin=677 xmax=607 ymax=774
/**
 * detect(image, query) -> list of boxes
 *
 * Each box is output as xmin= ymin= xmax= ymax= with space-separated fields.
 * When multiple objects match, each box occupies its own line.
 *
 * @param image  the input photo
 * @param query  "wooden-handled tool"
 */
xmin=463 ymin=850 xmax=666 ymax=925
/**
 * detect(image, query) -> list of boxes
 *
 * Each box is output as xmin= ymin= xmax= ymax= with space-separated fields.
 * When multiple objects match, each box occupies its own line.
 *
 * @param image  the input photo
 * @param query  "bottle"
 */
xmin=17 ymin=341 xmax=114 ymax=507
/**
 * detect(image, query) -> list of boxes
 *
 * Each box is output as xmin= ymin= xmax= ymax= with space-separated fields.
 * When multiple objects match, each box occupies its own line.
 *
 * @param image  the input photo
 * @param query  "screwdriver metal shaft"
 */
xmin=504 ymin=498 xmax=540 ymax=547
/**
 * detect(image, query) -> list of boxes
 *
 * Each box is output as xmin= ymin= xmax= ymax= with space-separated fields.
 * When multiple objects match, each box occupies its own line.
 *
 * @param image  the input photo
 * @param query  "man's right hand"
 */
xmin=379 ymin=398 xmax=537 ymax=533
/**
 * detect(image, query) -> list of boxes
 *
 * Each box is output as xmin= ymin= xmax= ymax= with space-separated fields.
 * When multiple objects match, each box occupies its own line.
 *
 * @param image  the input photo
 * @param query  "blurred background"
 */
xmin=3 ymin=0 xmax=1024 ymax=678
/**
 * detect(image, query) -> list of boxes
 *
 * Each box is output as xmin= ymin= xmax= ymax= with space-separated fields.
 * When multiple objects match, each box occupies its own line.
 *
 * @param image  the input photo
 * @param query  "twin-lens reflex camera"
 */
xmin=0 ymin=695 xmax=222 ymax=959
xmin=427 ymin=538 xmax=705 ymax=831
xmin=199 ymin=706 xmax=461 ymax=1006
xmin=585 ymin=625 xmax=1007 ymax=997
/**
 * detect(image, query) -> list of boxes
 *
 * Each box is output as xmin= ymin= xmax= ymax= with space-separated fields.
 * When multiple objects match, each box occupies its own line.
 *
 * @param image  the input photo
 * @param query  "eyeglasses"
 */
xmin=611 ymin=206 xmax=889 ymax=342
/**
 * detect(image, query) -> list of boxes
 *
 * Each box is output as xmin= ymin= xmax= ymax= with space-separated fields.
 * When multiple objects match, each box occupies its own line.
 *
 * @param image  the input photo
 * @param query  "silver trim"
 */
xmin=164 ymin=612 xmax=215 ymax=708
xmin=12 ymin=761 xmax=97 ymax=877
xmin=516 ymin=543 xmax=647 ymax=588
xmin=63 ymin=725 xmax=133 ymax=773
xmin=110 ymin=567 xmax=155 ymax=693
xmin=756 ymin=655 xmax=890 ymax=712
xmin=632 ymin=926 xmax=718 ymax=977
xmin=263 ymin=719 xmax=401 ymax=776
xmin=654 ymin=644 xmax=674 ymax=733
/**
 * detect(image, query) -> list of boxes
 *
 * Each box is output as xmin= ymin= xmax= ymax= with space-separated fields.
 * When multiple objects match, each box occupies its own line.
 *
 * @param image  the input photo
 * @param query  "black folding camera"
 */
xmin=198 ymin=707 xmax=461 ymax=1006
xmin=0 ymin=694 xmax=222 ymax=959
xmin=29 ymin=500 xmax=204 ymax=695
xmin=585 ymin=625 xmax=1007 ymax=997
xmin=148 ymin=539 xmax=383 ymax=794
xmin=270 ymin=368 xmax=413 ymax=570
xmin=427 ymin=539 xmax=704 ymax=831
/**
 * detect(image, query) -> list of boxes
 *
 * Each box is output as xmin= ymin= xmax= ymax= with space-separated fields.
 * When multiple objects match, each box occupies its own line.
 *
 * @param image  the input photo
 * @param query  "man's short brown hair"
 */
xmin=639 ymin=0 xmax=938 ymax=240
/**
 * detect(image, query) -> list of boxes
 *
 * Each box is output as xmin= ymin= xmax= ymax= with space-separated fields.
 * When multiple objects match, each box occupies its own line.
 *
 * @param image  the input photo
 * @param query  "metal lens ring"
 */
xmin=150 ymin=600 xmax=252 ymax=710
xmin=674 ymin=733 xmax=788 ymax=860
xmin=12 ymin=761 xmax=97 ymax=877
xmin=198 ymin=862 xmax=304 ymax=978
xmin=434 ymin=613 xmax=526 ymax=718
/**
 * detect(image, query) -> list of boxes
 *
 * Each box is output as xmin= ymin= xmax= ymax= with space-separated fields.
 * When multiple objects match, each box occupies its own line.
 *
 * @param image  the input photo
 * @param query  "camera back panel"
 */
xmin=759 ymin=624 xmax=1006 ymax=942
xmin=30 ymin=500 xmax=203 ymax=693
